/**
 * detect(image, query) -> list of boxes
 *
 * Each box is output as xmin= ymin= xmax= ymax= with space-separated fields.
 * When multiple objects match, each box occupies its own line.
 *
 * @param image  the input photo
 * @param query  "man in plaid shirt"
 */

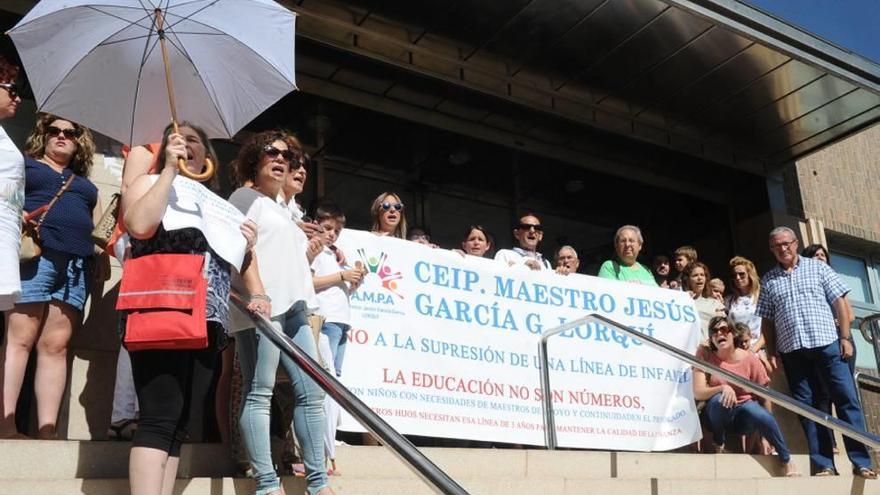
xmin=756 ymin=226 xmax=875 ymax=478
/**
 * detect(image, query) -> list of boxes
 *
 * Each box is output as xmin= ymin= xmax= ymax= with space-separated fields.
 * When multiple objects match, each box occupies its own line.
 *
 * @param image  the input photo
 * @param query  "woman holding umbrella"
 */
xmin=122 ymin=122 xmax=264 ymax=495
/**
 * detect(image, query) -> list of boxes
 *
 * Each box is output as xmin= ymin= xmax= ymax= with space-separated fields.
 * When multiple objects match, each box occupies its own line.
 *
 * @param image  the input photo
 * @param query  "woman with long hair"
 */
xmin=228 ymin=130 xmax=332 ymax=495
xmin=725 ymin=257 xmax=769 ymax=364
xmin=2 ymin=113 xmax=106 ymax=439
xmin=369 ymin=191 xmax=406 ymax=239
xmin=683 ymin=261 xmax=725 ymax=343
xmin=122 ymin=122 xmax=263 ymax=495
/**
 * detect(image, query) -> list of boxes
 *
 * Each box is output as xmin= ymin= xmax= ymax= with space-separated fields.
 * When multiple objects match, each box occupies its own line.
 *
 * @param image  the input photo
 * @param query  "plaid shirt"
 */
xmin=755 ymin=255 xmax=849 ymax=353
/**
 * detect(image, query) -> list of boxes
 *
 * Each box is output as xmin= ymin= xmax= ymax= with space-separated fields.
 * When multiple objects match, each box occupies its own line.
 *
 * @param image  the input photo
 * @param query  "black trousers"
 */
xmin=129 ymin=323 xmax=223 ymax=456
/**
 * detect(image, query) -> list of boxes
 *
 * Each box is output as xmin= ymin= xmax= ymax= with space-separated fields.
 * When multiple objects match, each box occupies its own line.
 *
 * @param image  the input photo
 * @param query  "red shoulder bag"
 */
xmin=116 ymin=253 xmax=208 ymax=351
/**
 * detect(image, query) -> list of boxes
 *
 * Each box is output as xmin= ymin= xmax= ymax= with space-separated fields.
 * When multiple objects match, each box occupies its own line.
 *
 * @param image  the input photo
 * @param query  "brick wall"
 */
xmin=793 ymin=124 xmax=880 ymax=244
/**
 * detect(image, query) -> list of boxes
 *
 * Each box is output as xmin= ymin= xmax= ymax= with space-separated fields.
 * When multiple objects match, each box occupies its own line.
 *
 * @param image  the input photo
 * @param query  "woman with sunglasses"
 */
xmin=1 ymin=113 xmax=107 ymax=439
xmin=694 ymin=316 xmax=798 ymax=477
xmin=724 ymin=257 xmax=771 ymax=369
xmin=228 ymin=130 xmax=332 ymax=495
xmin=0 ymin=56 xmax=23 ymax=320
xmin=369 ymin=192 xmax=407 ymax=239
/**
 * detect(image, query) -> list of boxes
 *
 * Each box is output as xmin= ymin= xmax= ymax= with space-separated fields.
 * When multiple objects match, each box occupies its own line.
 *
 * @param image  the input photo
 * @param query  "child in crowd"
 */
xmin=733 ymin=321 xmax=774 ymax=455
xmin=673 ymin=245 xmax=698 ymax=287
xmin=709 ymin=278 xmax=725 ymax=302
xmin=673 ymin=245 xmax=698 ymax=272
xmin=311 ymin=203 xmax=363 ymax=377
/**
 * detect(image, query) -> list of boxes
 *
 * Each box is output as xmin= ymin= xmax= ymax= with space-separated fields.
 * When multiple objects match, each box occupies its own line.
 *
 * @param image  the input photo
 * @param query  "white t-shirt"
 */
xmin=311 ymin=247 xmax=351 ymax=325
xmin=0 ymin=125 xmax=24 ymax=311
xmin=228 ymin=187 xmax=318 ymax=332
xmin=725 ymin=294 xmax=762 ymax=347
xmin=494 ymin=247 xmax=551 ymax=271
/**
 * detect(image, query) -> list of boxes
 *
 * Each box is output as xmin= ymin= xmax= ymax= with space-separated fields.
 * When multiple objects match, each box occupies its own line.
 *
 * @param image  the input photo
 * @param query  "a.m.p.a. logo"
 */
xmin=355 ymin=249 xmax=403 ymax=299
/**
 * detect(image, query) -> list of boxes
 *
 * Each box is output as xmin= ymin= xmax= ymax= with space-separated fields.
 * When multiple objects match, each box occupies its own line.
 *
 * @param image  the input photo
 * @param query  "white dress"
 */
xmin=0 ymin=125 xmax=24 ymax=311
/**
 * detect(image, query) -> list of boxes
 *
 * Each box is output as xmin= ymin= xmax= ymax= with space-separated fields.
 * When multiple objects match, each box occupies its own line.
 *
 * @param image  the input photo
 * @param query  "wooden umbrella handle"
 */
xmin=156 ymin=8 xmax=214 ymax=182
xmin=178 ymin=156 xmax=215 ymax=181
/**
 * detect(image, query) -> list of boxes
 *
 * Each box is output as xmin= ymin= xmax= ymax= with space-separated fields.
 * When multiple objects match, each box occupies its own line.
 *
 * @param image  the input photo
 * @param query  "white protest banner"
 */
xmin=159 ymin=176 xmax=248 ymax=269
xmin=334 ymin=229 xmax=702 ymax=451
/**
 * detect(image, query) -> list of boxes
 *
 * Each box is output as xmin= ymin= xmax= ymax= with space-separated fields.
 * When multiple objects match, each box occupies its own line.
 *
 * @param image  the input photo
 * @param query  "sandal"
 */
xmin=853 ymin=467 xmax=878 ymax=480
xmin=814 ymin=468 xmax=836 ymax=477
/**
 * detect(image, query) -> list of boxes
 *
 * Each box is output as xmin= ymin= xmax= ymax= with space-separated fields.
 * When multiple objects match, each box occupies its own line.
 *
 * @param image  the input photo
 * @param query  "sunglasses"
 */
xmin=263 ymin=145 xmax=303 ymax=168
xmin=710 ymin=325 xmax=733 ymax=335
xmin=46 ymin=125 xmax=81 ymax=139
xmin=381 ymin=202 xmax=404 ymax=211
xmin=0 ymin=83 xmax=17 ymax=100
xmin=518 ymin=223 xmax=542 ymax=232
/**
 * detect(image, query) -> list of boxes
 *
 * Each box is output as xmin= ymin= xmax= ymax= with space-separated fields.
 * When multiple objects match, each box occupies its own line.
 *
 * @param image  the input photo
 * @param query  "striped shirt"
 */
xmin=755 ymin=255 xmax=849 ymax=353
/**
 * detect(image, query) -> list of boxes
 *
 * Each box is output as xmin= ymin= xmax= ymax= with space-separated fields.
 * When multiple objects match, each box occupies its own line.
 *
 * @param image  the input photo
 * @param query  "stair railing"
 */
xmin=538 ymin=313 xmax=880 ymax=451
xmin=857 ymin=313 xmax=880 ymax=372
xmin=230 ymin=292 xmax=470 ymax=495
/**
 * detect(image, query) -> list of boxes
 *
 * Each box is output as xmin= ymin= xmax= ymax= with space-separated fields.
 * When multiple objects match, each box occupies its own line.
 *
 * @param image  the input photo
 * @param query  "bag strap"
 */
xmin=34 ymin=174 xmax=75 ymax=235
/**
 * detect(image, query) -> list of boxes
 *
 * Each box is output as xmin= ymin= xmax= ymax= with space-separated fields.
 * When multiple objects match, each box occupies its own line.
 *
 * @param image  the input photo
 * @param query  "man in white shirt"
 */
xmin=494 ymin=214 xmax=551 ymax=270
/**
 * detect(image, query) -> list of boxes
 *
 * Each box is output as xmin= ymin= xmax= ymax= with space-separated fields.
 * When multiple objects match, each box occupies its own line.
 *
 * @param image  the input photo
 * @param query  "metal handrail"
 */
xmin=230 ymin=292 xmax=469 ymax=495
xmin=855 ymin=372 xmax=880 ymax=431
xmin=858 ymin=313 xmax=880 ymax=372
xmin=857 ymin=313 xmax=880 ymax=344
xmin=538 ymin=313 xmax=880 ymax=451
xmin=856 ymin=372 xmax=880 ymax=388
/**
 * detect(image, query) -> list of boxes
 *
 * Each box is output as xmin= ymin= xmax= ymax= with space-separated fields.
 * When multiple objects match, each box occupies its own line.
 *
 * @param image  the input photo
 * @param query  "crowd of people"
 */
xmin=0 ymin=52 xmax=876 ymax=495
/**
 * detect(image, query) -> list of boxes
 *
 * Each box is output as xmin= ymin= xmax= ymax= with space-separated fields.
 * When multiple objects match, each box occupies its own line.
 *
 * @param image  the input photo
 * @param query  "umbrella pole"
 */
xmin=154 ymin=8 xmax=214 ymax=182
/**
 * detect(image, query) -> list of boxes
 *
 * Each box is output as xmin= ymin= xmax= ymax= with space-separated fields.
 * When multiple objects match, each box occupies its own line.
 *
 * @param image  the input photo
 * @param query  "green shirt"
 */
xmin=597 ymin=260 xmax=658 ymax=286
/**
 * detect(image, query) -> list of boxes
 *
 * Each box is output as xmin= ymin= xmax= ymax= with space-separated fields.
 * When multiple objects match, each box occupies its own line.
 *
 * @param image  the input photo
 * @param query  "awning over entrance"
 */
xmin=290 ymin=0 xmax=880 ymax=174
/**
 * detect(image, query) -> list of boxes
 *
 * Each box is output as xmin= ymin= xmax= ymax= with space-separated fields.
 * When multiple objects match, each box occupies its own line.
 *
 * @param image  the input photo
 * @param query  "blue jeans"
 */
xmin=781 ymin=341 xmax=872 ymax=472
xmin=237 ymin=301 xmax=327 ymax=495
xmin=321 ymin=322 xmax=349 ymax=377
xmin=703 ymin=394 xmax=791 ymax=462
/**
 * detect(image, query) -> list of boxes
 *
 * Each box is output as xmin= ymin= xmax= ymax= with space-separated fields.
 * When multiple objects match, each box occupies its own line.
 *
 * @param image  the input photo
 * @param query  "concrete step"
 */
xmin=0 ymin=440 xmax=864 ymax=482
xmin=0 ymin=476 xmax=878 ymax=495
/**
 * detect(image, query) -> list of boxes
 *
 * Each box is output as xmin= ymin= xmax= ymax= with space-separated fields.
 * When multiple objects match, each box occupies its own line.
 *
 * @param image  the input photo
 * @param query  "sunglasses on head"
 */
xmin=0 ymin=83 xmax=17 ymax=100
xmin=263 ymin=145 xmax=302 ymax=168
xmin=518 ymin=223 xmax=542 ymax=232
xmin=47 ymin=125 xmax=81 ymax=139
xmin=381 ymin=202 xmax=403 ymax=211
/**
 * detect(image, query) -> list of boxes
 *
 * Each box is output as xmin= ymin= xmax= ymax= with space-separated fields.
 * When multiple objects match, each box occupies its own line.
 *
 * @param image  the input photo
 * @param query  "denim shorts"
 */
xmin=19 ymin=246 xmax=91 ymax=311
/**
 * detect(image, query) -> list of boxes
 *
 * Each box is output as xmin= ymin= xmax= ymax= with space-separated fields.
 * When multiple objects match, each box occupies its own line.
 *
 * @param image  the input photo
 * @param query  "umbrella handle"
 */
xmin=178 ymin=156 xmax=215 ymax=182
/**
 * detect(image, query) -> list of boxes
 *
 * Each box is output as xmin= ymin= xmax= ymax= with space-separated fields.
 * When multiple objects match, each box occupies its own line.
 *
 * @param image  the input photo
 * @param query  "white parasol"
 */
xmin=9 ymin=0 xmax=297 ymax=180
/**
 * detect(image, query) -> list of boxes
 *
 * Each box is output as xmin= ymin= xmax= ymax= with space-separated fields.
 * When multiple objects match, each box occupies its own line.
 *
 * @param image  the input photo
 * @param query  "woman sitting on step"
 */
xmin=694 ymin=316 xmax=799 ymax=477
